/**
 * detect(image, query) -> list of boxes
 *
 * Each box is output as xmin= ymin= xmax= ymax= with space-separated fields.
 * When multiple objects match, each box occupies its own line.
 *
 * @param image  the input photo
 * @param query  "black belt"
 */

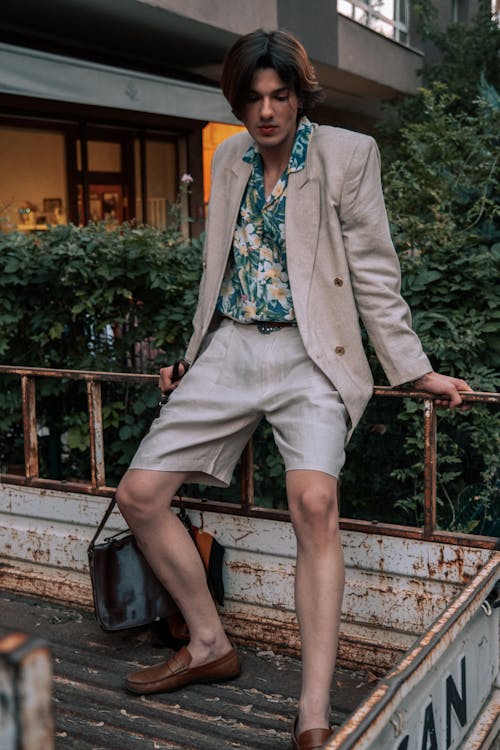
xmin=223 ymin=318 xmax=297 ymax=334
xmin=251 ymin=320 xmax=297 ymax=334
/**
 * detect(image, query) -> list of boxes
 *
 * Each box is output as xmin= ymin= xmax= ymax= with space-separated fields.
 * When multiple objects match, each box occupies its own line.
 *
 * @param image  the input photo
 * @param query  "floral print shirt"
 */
xmin=216 ymin=117 xmax=313 ymax=322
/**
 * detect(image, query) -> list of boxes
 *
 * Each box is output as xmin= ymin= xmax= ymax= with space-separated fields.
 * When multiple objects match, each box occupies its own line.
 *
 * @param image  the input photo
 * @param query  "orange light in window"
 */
xmin=202 ymin=122 xmax=246 ymax=209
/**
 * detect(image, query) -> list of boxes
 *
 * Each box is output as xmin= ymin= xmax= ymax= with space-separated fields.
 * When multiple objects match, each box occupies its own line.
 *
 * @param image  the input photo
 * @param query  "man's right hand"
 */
xmin=158 ymin=360 xmax=189 ymax=400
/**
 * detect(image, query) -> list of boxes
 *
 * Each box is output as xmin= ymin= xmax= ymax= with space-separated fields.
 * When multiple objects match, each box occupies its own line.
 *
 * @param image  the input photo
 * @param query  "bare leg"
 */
xmin=115 ymin=468 xmax=231 ymax=667
xmin=286 ymin=470 xmax=345 ymax=735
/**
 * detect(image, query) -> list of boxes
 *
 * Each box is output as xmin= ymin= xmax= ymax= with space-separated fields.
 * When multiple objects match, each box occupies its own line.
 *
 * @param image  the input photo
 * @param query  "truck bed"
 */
xmin=0 ymin=591 xmax=375 ymax=750
xmin=1 ymin=484 xmax=498 ymax=749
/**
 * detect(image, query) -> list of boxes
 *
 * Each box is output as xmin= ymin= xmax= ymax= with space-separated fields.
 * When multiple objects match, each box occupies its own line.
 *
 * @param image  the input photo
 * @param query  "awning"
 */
xmin=0 ymin=42 xmax=238 ymax=124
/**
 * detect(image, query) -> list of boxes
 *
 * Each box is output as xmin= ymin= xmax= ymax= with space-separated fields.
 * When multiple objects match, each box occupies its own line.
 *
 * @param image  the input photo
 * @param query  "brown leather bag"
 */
xmin=87 ymin=497 xmax=178 ymax=631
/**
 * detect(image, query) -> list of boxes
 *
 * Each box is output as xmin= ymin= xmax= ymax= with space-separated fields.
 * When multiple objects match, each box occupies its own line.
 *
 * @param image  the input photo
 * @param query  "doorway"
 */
xmin=72 ymin=127 xmax=135 ymax=226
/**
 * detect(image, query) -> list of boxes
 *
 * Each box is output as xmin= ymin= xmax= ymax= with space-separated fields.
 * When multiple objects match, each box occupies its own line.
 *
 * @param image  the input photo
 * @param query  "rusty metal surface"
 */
xmin=0 ymin=364 xmax=158 ymax=385
xmin=323 ymin=552 xmax=500 ymax=749
xmin=0 ymin=591 xmax=375 ymax=750
xmin=21 ymin=374 xmax=39 ymax=479
xmin=1 ymin=484 xmax=494 ymax=679
xmin=423 ymin=398 xmax=437 ymax=538
xmin=1 ymin=471 xmax=499 ymax=549
xmin=338 ymin=521 xmax=500 ymax=550
xmin=1 ymin=365 xmax=499 ymax=549
xmin=87 ymin=381 xmax=106 ymax=489
xmin=373 ymin=386 xmax=500 ymax=405
xmin=240 ymin=442 xmax=254 ymax=512
xmin=464 ymin=691 xmax=500 ymax=749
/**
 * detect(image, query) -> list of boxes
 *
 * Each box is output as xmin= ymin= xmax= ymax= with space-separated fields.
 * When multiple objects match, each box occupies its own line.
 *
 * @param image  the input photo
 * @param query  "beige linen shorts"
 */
xmin=129 ymin=319 xmax=349 ymax=486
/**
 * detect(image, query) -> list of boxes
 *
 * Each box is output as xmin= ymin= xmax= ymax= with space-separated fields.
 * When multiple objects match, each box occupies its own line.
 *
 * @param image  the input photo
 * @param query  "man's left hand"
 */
xmin=412 ymin=372 xmax=473 ymax=410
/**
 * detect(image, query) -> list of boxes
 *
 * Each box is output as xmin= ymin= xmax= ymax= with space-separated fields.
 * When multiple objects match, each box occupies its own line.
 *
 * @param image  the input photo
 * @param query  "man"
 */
xmin=116 ymin=30 xmax=471 ymax=750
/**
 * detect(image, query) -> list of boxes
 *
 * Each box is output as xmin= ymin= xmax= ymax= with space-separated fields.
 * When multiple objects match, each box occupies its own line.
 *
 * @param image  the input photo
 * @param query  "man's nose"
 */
xmin=260 ymin=97 xmax=273 ymax=119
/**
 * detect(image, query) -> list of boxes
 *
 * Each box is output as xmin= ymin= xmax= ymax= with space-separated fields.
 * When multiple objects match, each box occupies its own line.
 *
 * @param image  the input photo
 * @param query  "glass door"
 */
xmin=74 ymin=128 xmax=135 ymax=226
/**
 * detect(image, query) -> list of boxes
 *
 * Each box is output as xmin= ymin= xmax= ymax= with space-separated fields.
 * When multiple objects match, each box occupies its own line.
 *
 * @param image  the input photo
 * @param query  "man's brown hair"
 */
xmin=220 ymin=30 xmax=323 ymax=120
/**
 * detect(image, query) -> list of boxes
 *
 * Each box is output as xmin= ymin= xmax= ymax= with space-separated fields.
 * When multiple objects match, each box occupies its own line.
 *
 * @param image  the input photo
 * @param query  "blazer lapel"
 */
xmin=285 ymin=166 xmax=320 ymax=331
xmin=203 ymin=158 xmax=252 ymax=313
xmin=223 ymin=160 xmax=252 ymax=255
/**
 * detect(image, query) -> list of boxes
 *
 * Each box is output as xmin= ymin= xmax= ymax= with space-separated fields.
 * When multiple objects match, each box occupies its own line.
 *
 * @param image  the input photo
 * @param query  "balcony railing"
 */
xmin=338 ymin=0 xmax=410 ymax=44
xmin=0 ymin=364 xmax=498 ymax=550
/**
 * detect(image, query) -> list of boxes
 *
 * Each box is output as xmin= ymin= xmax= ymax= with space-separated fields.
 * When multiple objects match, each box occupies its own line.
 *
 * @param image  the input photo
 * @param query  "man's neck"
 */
xmin=259 ymin=136 xmax=294 ymax=176
xmin=259 ymin=130 xmax=297 ymax=193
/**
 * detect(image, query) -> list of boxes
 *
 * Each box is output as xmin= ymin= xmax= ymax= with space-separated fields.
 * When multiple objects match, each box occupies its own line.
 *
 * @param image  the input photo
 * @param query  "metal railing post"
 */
xmin=423 ymin=398 xmax=437 ymax=538
xmin=86 ymin=380 xmax=106 ymax=489
xmin=240 ymin=441 xmax=255 ymax=512
xmin=21 ymin=375 xmax=39 ymax=480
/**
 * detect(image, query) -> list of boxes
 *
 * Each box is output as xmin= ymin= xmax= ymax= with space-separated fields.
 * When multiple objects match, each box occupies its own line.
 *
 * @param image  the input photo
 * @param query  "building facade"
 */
xmin=0 ymin=0 xmax=481 ymax=233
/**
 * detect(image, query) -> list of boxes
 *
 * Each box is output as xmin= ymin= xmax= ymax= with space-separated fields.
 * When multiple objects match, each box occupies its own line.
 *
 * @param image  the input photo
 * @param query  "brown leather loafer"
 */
xmin=291 ymin=717 xmax=336 ymax=750
xmin=126 ymin=645 xmax=240 ymax=694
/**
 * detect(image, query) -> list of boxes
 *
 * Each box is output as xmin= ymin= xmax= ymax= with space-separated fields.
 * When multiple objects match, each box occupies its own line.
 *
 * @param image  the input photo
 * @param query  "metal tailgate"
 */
xmin=326 ymin=552 xmax=500 ymax=750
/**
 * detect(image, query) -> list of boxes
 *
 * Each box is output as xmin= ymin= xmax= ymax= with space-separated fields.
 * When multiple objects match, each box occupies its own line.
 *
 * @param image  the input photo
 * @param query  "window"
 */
xmin=338 ymin=0 xmax=410 ymax=44
xmin=202 ymin=123 xmax=246 ymax=209
xmin=143 ymin=140 xmax=177 ymax=230
xmin=0 ymin=126 xmax=68 ymax=231
xmin=0 ymin=118 xmax=184 ymax=232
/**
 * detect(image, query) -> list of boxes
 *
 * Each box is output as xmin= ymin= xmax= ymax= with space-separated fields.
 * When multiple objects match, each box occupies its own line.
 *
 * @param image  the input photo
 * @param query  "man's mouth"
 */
xmin=259 ymin=125 xmax=277 ymax=135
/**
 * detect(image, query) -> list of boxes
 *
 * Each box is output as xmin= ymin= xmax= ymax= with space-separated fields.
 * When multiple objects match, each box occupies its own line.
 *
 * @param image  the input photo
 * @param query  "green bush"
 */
xmin=0 ymin=222 xmax=203 ymax=484
xmin=340 ymin=81 xmax=500 ymax=535
xmin=0 ymin=222 xmax=202 ymax=369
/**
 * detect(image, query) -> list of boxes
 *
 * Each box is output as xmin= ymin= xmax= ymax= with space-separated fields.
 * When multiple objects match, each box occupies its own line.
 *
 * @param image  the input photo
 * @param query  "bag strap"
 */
xmin=178 ymin=501 xmax=196 ymax=542
xmin=87 ymin=496 xmax=117 ymax=554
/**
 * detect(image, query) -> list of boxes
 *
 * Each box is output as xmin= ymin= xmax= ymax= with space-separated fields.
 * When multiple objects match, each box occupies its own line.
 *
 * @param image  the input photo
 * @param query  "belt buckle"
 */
xmin=256 ymin=322 xmax=277 ymax=334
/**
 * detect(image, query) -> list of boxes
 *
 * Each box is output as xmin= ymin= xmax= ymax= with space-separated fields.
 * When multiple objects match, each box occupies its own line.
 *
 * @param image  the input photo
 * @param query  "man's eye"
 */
xmin=276 ymin=94 xmax=289 ymax=102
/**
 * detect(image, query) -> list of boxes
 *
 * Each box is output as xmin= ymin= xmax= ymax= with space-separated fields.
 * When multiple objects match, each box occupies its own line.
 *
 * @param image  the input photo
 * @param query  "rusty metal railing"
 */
xmin=0 ymin=365 xmax=498 ymax=550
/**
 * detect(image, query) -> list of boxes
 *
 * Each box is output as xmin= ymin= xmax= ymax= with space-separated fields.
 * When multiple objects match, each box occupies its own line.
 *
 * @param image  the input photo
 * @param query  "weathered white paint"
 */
xmin=324 ymin=555 xmax=500 ymax=750
xmin=0 ymin=482 xmax=494 ymax=678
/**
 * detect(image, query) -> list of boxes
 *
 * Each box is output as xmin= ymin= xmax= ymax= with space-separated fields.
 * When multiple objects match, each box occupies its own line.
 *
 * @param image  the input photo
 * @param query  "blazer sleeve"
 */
xmin=339 ymin=136 xmax=432 ymax=385
xmin=184 ymin=147 xmax=220 ymax=363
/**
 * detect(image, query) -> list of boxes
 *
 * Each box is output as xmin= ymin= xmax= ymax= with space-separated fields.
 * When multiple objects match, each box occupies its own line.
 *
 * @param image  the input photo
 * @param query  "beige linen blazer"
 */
xmin=184 ymin=124 xmax=431 ymax=435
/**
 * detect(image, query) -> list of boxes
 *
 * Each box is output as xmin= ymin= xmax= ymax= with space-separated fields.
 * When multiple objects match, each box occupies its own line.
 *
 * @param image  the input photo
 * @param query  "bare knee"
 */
xmin=290 ymin=485 xmax=339 ymax=542
xmin=115 ymin=472 xmax=165 ymax=524
xmin=115 ymin=479 xmax=143 ymax=522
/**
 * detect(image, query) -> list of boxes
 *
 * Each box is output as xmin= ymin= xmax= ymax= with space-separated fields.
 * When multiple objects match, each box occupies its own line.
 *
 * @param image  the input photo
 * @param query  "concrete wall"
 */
xmin=337 ymin=15 xmax=423 ymax=94
xmin=278 ymin=0 xmax=339 ymax=67
xmin=137 ymin=0 xmax=278 ymax=34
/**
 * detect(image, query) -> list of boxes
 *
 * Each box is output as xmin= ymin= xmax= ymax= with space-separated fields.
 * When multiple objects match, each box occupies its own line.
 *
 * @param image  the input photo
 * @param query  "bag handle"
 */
xmin=159 ymin=359 xmax=190 ymax=406
xmin=88 ymin=486 xmax=190 ymax=555
xmin=87 ymin=496 xmax=117 ymax=554
xmin=178 ymin=502 xmax=196 ymax=541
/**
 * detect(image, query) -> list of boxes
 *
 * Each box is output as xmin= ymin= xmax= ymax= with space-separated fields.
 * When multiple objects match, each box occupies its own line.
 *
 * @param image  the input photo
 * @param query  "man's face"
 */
xmin=241 ymin=68 xmax=301 ymax=155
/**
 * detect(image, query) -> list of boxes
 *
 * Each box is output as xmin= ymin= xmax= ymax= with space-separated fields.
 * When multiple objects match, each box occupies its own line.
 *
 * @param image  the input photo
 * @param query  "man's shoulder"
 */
xmin=312 ymin=123 xmax=375 ymax=151
xmin=213 ymin=130 xmax=253 ymax=163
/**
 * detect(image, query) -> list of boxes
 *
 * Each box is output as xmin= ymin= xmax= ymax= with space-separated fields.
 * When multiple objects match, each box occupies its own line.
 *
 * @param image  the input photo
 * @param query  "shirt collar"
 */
xmin=242 ymin=116 xmax=313 ymax=173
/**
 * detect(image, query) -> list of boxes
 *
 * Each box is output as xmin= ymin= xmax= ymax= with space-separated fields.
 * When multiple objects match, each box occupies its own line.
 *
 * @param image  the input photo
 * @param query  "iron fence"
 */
xmin=0 ymin=364 xmax=498 ymax=550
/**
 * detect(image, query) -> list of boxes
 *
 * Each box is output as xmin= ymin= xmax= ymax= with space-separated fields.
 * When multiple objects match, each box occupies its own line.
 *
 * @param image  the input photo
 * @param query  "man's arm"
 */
xmin=339 ymin=136 xmax=472 ymax=408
